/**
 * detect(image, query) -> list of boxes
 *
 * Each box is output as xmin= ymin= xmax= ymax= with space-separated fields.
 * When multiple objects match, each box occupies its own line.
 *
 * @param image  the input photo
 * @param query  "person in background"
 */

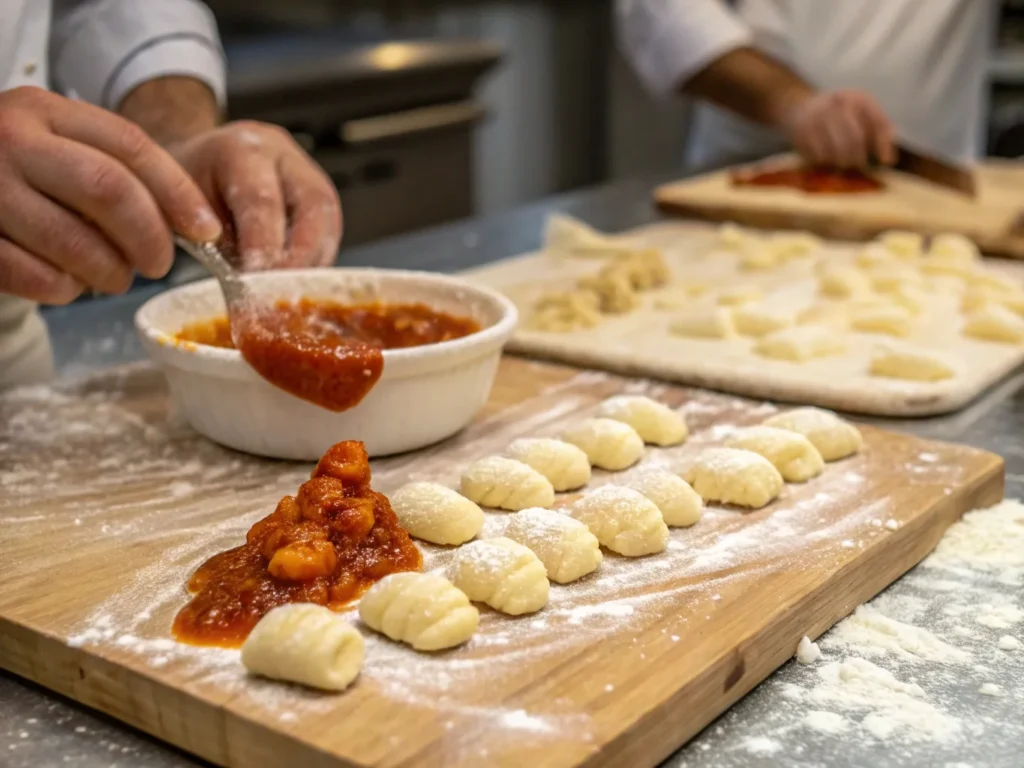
xmin=616 ymin=0 xmax=998 ymax=172
xmin=0 ymin=0 xmax=342 ymax=389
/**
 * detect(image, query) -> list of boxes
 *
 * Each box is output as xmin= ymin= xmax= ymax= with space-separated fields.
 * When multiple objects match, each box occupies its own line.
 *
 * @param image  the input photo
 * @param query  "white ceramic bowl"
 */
xmin=135 ymin=268 xmax=517 ymax=460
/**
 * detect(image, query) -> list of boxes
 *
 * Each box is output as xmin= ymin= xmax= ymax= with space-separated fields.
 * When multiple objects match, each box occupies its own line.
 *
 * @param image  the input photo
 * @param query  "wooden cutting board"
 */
xmin=654 ymin=157 xmax=1024 ymax=258
xmin=463 ymin=221 xmax=1024 ymax=417
xmin=0 ymin=359 xmax=1003 ymax=768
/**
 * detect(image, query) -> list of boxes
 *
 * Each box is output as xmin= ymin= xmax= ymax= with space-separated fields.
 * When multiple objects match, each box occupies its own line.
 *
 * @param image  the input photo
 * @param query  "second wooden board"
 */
xmin=0 ymin=358 xmax=1004 ymax=768
xmin=463 ymin=221 xmax=1024 ymax=416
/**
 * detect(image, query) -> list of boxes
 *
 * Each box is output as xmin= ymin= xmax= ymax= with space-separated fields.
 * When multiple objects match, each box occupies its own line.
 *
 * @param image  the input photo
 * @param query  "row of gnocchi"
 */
xmin=240 ymin=401 xmax=863 ymax=693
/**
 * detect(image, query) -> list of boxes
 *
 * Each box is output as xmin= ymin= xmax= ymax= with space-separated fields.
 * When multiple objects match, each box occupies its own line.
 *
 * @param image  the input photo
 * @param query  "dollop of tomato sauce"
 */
xmin=172 ymin=441 xmax=422 ymax=647
xmin=731 ymin=166 xmax=884 ymax=194
xmin=175 ymin=299 xmax=481 ymax=412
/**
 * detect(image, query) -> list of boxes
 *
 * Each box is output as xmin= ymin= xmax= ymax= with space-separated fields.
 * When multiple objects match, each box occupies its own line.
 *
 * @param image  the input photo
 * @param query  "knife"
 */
xmin=892 ymin=142 xmax=977 ymax=198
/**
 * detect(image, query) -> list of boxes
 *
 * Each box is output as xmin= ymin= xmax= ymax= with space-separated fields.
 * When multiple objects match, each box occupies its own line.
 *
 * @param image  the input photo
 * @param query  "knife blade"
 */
xmin=892 ymin=143 xmax=977 ymax=198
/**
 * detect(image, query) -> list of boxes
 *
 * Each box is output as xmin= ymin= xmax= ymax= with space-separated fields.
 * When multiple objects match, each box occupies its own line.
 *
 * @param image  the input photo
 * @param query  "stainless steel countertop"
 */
xmin=4 ymin=175 xmax=1023 ymax=767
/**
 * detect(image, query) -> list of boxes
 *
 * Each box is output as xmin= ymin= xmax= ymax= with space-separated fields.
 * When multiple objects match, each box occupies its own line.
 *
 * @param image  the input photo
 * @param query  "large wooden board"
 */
xmin=654 ymin=157 xmax=1024 ymax=258
xmin=463 ymin=222 xmax=1024 ymax=417
xmin=0 ymin=359 xmax=1003 ymax=768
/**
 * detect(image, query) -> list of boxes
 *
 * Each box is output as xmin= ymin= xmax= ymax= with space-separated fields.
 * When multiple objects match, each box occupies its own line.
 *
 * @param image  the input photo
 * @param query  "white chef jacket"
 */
xmin=0 ymin=0 xmax=226 ymax=389
xmin=616 ymin=0 xmax=997 ymax=170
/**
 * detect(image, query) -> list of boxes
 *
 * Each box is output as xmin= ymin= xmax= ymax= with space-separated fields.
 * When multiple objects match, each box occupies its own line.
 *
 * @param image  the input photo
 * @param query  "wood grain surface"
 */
xmin=462 ymin=221 xmax=1024 ymax=417
xmin=654 ymin=157 xmax=1024 ymax=259
xmin=0 ymin=358 xmax=1004 ymax=768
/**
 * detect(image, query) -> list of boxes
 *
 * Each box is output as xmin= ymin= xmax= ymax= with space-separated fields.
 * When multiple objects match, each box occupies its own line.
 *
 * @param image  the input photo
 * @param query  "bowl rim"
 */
xmin=134 ymin=266 xmax=519 ymax=363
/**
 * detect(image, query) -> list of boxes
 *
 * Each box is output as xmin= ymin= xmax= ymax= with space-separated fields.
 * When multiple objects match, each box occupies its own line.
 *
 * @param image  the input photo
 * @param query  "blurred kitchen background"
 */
xmin=207 ymin=0 xmax=1024 ymax=246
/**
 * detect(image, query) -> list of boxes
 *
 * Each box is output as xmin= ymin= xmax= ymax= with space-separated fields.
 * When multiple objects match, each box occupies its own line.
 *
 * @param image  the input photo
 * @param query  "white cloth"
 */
xmin=0 ymin=0 xmax=225 ymax=388
xmin=616 ymin=0 xmax=997 ymax=168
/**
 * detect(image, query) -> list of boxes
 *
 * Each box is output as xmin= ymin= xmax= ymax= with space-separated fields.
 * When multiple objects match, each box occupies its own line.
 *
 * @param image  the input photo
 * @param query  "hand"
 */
xmin=778 ymin=89 xmax=896 ymax=169
xmin=167 ymin=122 xmax=342 ymax=271
xmin=0 ymin=87 xmax=222 ymax=304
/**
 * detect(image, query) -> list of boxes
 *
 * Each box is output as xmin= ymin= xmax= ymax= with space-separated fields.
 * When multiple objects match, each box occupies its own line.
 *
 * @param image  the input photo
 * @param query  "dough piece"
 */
xmin=967 ymin=269 xmax=1020 ymax=294
xmin=596 ymin=394 xmax=688 ymax=446
xmin=768 ymin=231 xmax=822 ymax=261
xmin=870 ymin=343 xmax=956 ymax=382
xmin=850 ymin=304 xmax=913 ymax=337
xmin=855 ymin=243 xmax=892 ymax=270
xmin=963 ymin=304 xmax=1024 ymax=343
xmin=241 ymin=604 xmax=364 ymax=691
xmin=929 ymin=232 xmax=979 ymax=264
xmin=504 ymin=507 xmax=602 ymax=583
xmin=733 ymin=304 xmax=794 ymax=337
xmin=869 ymin=265 xmax=922 ymax=294
xmin=652 ymin=281 xmax=709 ymax=311
xmin=819 ymin=266 xmax=872 ymax=298
xmin=763 ymin=407 xmax=863 ymax=461
xmin=684 ymin=448 xmax=783 ymax=509
xmin=460 ymin=456 xmax=555 ymax=511
xmin=961 ymin=287 xmax=1024 ymax=315
xmin=717 ymin=284 xmax=763 ymax=306
xmin=617 ymin=249 xmax=671 ymax=290
xmin=724 ymin=426 xmax=824 ymax=483
xmin=389 ymin=482 xmax=484 ymax=546
xmin=568 ymin=486 xmax=669 ymax=556
xmin=718 ymin=222 xmax=752 ymax=250
xmin=628 ymin=471 xmax=703 ymax=527
xmin=544 ymin=212 xmax=618 ymax=256
xmin=506 ymin=437 xmax=591 ymax=492
xmin=447 ymin=537 xmax=549 ymax=615
xmin=797 ymin=302 xmax=848 ymax=329
xmin=738 ymin=244 xmax=779 ymax=271
xmin=670 ymin=307 xmax=737 ymax=339
xmin=878 ymin=230 xmax=924 ymax=260
xmin=889 ymin=284 xmax=928 ymax=315
xmin=755 ymin=325 xmax=846 ymax=362
xmin=578 ymin=265 xmax=639 ymax=314
xmin=561 ymin=418 xmax=645 ymax=471
xmin=526 ymin=290 xmax=602 ymax=332
xmin=359 ymin=572 xmax=479 ymax=651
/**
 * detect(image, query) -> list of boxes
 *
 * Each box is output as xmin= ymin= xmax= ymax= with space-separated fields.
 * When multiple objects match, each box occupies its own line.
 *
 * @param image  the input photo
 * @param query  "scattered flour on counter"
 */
xmin=997 ymin=635 xmax=1021 ymax=651
xmin=974 ymin=603 xmax=1023 ymax=630
xmin=803 ymin=710 xmax=850 ymax=735
xmin=795 ymin=636 xmax=821 ymax=665
xmin=739 ymin=735 xmax=783 ymax=756
xmin=925 ymin=499 xmax=1024 ymax=574
xmin=822 ymin=604 xmax=969 ymax=663
xmin=978 ymin=683 xmax=1005 ymax=697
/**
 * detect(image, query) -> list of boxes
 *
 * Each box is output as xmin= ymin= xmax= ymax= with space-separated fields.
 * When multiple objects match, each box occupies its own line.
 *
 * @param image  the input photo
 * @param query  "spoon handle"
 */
xmin=173 ymin=234 xmax=250 ymax=308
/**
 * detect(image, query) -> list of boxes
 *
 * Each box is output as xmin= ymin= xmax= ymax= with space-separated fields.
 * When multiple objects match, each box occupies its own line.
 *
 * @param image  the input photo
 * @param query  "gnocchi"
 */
xmin=389 ymin=482 xmax=484 ymax=545
xmin=505 ymin=437 xmax=591 ymax=491
xmin=819 ymin=266 xmax=872 ymax=299
xmin=963 ymin=304 xmax=1024 ymax=343
xmin=733 ymin=304 xmax=795 ymax=338
xmin=568 ymin=485 xmax=669 ymax=556
xmin=850 ymin=304 xmax=913 ymax=337
xmin=504 ymin=507 xmax=603 ymax=583
xmin=684 ymin=448 xmax=783 ymax=509
xmin=670 ymin=307 xmax=737 ymax=339
xmin=768 ymin=231 xmax=822 ymax=261
xmin=628 ymin=471 xmax=703 ymax=527
xmin=359 ymin=572 xmax=479 ymax=651
xmin=596 ymin=394 xmax=688 ymax=446
xmin=762 ymin=407 xmax=863 ymax=461
xmin=797 ymin=302 xmax=848 ymax=329
xmin=724 ymin=426 xmax=824 ymax=483
xmin=241 ymin=604 xmax=364 ymax=691
xmin=561 ymin=418 xmax=645 ymax=471
xmin=460 ymin=456 xmax=555 ymax=511
xmin=448 ymin=537 xmax=549 ymax=615
xmin=870 ymin=343 xmax=956 ymax=382
xmin=755 ymin=325 xmax=846 ymax=362
xmin=878 ymin=230 xmax=924 ymax=260
xmin=717 ymin=284 xmax=763 ymax=306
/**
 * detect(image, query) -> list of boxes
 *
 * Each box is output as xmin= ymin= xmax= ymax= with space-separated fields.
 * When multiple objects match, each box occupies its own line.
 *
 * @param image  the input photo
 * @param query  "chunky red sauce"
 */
xmin=731 ymin=166 xmax=884 ymax=194
xmin=172 ymin=441 xmax=422 ymax=647
xmin=175 ymin=299 xmax=480 ymax=411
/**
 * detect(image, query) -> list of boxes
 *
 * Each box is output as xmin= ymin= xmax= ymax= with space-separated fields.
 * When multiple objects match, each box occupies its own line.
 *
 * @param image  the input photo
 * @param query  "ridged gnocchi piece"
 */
xmin=718 ymin=222 xmax=751 ymax=250
xmin=855 ymin=243 xmax=891 ymax=270
xmin=504 ymin=507 xmax=602 ymax=583
xmin=359 ymin=572 xmax=479 ymax=651
xmin=724 ymin=426 xmax=824 ymax=483
xmin=797 ymin=302 xmax=848 ymax=329
xmin=967 ymin=269 xmax=1020 ymax=294
xmin=890 ymin=284 xmax=929 ymax=315
xmin=561 ymin=418 xmax=645 ymax=471
xmin=869 ymin=265 xmax=923 ymax=294
xmin=447 ymin=537 xmax=549 ymax=615
xmin=963 ymin=304 xmax=1024 ymax=343
xmin=733 ymin=304 xmax=795 ymax=337
xmin=717 ymin=284 xmax=763 ymax=306
xmin=961 ymin=287 xmax=1024 ymax=314
xmin=596 ymin=394 xmax=688 ymax=446
xmin=755 ymin=325 xmax=846 ymax=362
xmin=568 ymin=486 xmax=669 ymax=556
xmin=505 ymin=437 xmax=591 ymax=492
xmin=628 ymin=471 xmax=703 ymax=527
xmin=870 ymin=343 xmax=956 ymax=382
xmin=929 ymin=233 xmax=979 ymax=264
xmin=763 ymin=407 xmax=863 ymax=461
xmin=738 ymin=244 xmax=778 ymax=271
xmin=878 ymin=230 xmax=924 ymax=260
xmin=460 ymin=456 xmax=555 ymax=511
xmin=768 ymin=231 xmax=822 ymax=261
xmin=670 ymin=307 xmax=736 ymax=339
xmin=850 ymin=304 xmax=913 ymax=337
xmin=241 ymin=604 xmax=364 ymax=691
xmin=819 ymin=266 xmax=872 ymax=298
xmin=389 ymin=482 xmax=484 ymax=545
xmin=684 ymin=448 xmax=783 ymax=509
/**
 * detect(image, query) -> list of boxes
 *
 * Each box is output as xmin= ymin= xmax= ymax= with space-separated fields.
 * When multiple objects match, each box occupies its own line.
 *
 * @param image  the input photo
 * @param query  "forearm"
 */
xmin=682 ymin=47 xmax=814 ymax=128
xmin=117 ymin=76 xmax=220 ymax=147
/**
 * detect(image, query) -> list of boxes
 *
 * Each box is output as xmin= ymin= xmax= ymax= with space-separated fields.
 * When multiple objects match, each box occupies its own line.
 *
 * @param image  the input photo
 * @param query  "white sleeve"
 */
xmin=615 ymin=0 xmax=753 ymax=97
xmin=49 ymin=0 xmax=226 ymax=110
